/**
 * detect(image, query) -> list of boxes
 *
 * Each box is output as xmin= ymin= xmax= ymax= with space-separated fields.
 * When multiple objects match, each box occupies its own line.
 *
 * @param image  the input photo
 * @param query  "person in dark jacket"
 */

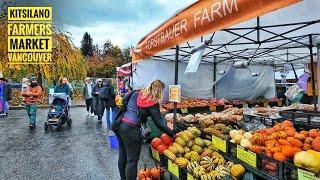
xmin=104 ymin=79 xmax=117 ymax=128
xmin=92 ymin=79 xmax=107 ymax=123
xmin=83 ymin=77 xmax=94 ymax=117
xmin=117 ymin=79 xmax=175 ymax=180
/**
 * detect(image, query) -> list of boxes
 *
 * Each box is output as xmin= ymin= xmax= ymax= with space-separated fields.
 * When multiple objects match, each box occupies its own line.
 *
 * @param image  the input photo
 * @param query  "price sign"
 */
xmin=263 ymin=101 xmax=268 ymax=107
xmin=187 ymin=173 xmax=194 ymax=180
xmin=236 ymin=145 xmax=257 ymax=167
xmin=169 ymin=85 xmax=181 ymax=103
xmin=278 ymin=100 xmax=283 ymax=107
xmin=212 ymin=135 xmax=226 ymax=153
xmin=181 ymin=108 xmax=188 ymax=114
xmin=298 ymin=169 xmax=319 ymax=180
xmin=168 ymin=159 xmax=179 ymax=178
xmin=151 ymin=147 xmax=160 ymax=161
xmin=210 ymin=105 xmax=216 ymax=111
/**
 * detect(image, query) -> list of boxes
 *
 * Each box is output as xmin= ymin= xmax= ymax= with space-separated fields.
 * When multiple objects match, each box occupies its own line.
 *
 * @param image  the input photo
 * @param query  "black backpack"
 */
xmin=111 ymin=90 xmax=137 ymax=133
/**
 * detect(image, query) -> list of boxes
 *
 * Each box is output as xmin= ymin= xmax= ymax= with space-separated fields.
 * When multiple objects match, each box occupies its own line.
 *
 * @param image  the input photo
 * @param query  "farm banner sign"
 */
xmin=131 ymin=0 xmax=301 ymax=62
xmin=7 ymin=7 xmax=53 ymax=64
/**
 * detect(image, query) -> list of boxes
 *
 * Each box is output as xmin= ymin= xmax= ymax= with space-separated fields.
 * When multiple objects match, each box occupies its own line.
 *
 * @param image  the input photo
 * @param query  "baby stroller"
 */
xmin=44 ymin=93 xmax=71 ymax=131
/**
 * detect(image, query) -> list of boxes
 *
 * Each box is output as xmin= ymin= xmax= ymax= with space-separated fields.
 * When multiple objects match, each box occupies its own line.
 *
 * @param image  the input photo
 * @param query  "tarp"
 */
xmin=132 ymin=59 xmax=275 ymax=101
xmin=116 ymin=63 xmax=132 ymax=76
xmin=131 ymin=0 xmax=300 ymax=62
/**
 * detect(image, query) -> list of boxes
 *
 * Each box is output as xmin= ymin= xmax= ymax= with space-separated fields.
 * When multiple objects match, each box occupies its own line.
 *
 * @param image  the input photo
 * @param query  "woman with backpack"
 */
xmin=115 ymin=79 xmax=175 ymax=180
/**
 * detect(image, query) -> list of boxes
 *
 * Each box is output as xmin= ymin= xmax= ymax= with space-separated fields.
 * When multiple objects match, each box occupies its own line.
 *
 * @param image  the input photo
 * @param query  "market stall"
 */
xmin=131 ymin=0 xmax=320 ymax=179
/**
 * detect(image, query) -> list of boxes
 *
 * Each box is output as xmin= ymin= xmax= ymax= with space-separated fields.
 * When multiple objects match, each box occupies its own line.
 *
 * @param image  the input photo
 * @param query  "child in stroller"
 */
xmin=44 ymin=93 xmax=71 ymax=131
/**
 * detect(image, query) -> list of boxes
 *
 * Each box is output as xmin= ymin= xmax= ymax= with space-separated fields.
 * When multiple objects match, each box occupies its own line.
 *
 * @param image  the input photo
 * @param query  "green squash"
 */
xmin=243 ymin=172 xmax=256 ymax=180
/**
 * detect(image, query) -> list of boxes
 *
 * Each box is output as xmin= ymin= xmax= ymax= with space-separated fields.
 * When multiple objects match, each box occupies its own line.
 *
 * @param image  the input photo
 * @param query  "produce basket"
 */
xmin=282 ymin=160 xmax=320 ymax=180
xmin=257 ymin=153 xmax=283 ymax=179
xmin=244 ymin=114 xmax=284 ymax=127
xmin=279 ymin=109 xmax=320 ymax=130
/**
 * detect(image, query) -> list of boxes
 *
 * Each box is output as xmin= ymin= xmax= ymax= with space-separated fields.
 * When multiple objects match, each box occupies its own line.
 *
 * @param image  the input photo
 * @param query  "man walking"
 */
xmin=83 ymin=77 xmax=94 ymax=117
xmin=21 ymin=77 xmax=42 ymax=129
xmin=2 ymin=78 xmax=12 ymax=116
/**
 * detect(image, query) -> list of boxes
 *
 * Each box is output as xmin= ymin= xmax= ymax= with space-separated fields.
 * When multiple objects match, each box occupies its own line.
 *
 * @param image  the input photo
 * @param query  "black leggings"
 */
xmin=117 ymin=123 xmax=142 ymax=180
xmin=85 ymin=98 xmax=93 ymax=113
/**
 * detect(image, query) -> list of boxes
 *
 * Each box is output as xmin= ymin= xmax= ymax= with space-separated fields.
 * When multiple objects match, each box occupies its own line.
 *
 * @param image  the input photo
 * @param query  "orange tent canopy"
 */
xmin=131 ymin=0 xmax=301 ymax=63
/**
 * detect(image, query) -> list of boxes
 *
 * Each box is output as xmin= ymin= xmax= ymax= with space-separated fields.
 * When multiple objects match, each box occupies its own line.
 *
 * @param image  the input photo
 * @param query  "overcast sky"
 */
xmin=13 ymin=0 xmax=320 ymax=49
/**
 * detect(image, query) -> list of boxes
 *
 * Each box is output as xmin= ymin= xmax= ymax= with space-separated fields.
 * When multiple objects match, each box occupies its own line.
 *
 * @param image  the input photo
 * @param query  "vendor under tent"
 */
xmin=116 ymin=62 xmax=132 ymax=94
xmin=131 ymin=0 xmax=320 ymax=133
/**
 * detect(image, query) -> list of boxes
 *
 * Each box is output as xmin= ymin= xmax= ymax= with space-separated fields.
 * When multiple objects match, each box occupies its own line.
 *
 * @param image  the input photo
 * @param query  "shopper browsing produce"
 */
xmin=116 ymin=79 xmax=175 ymax=180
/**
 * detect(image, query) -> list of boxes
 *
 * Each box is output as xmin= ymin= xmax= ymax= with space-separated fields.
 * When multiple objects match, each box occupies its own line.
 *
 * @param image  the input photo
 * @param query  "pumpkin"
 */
xmin=282 ymin=120 xmax=293 ymax=127
xmin=292 ymin=147 xmax=302 ymax=154
xmin=250 ymin=146 xmax=265 ymax=153
xmin=278 ymin=131 xmax=287 ymax=139
xmin=229 ymin=129 xmax=240 ymax=139
xmin=266 ymin=151 xmax=273 ymax=158
xmin=273 ymin=124 xmax=282 ymax=132
xmin=269 ymin=132 xmax=280 ymax=140
xmin=294 ymin=133 xmax=306 ymax=141
xmin=230 ymin=164 xmax=245 ymax=177
xmin=252 ymin=133 xmax=265 ymax=145
xmin=282 ymin=146 xmax=294 ymax=157
xmin=151 ymin=138 xmax=162 ymax=149
xmin=160 ymin=134 xmax=173 ymax=146
xmin=150 ymin=165 xmax=164 ymax=179
xmin=269 ymin=146 xmax=282 ymax=153
xmin=138 ymin=165 xmax=151 ymax=179
xmin=265 ymin=128 xmax=275 ymax=135
xmin=288 ymin=137 xmax=302 ymax=148
xmin=234 ymin=134 xmax=244 ymax=143
xmin=140 ymin=174 xmax=151 ymax=180
xmin=309 ymin=129 xmax=320 ymax=138
xmin=285 ymin=129 xmax=296 ymax=137
xmin=303 ymin=143 xmax=312 ymax=151
xmin=312 ymin=137 xmax=320 ymax=152
xmin=273 ymin=152 xmax=286 ymax=161
xmin=156 ymin=144 xmax=168 ymax=154
xmin=300 ymin=130 xmax=309 ymax=137
xmin=243 ymin=132 xmax=253 ymax=140
xmin=278 ymin=139 xmax=291 ymax=146
xmin=305 ymin=137 xmax=314 ymax=144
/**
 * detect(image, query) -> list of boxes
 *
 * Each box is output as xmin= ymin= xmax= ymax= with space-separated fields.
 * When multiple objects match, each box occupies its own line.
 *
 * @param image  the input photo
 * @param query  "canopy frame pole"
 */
xmin=308 ymin=34 xmax=317 ymax=111
xmin=213 ymin=56 xmax=217 ymax=98
xmin=317 ymin=43 xmax=320 ymax=111
xmin=173 ymin=45 xmax=179 ymax=131
xmin=290 ymin=63 xmax=298 ymax=81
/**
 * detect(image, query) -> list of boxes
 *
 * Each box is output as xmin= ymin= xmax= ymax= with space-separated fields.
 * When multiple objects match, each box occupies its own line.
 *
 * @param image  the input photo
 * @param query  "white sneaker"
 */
xmin=86 ymin=112 xmax=89 ymax=116
xmin=91 ymin=113 xmax=94 ymax=117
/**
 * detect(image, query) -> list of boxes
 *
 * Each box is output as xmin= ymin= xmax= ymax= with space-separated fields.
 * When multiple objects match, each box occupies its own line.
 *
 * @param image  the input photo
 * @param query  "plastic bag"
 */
xmin=285 ymin=84 xmax=303 ymax=101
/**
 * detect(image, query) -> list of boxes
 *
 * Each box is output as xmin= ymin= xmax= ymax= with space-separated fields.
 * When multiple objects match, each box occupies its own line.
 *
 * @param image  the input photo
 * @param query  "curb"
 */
xmin=9 ymin=104 xmax=86 ymax=110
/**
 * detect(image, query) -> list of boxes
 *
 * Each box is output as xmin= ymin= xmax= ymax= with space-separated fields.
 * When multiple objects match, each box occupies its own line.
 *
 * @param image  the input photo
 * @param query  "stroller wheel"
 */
xmin=67 ymin=118 xmax=72 ymax=127
xmin=44 ymin=122 xmax=49 ymax=132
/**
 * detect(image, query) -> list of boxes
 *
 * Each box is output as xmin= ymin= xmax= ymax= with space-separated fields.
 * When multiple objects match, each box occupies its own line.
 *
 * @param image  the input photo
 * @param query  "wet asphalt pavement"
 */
xmin=0 ymin=107 xmax=153 ymax=180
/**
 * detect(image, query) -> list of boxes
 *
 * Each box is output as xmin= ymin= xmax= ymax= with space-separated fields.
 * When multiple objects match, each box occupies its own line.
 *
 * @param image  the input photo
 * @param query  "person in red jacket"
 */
xmin=117 ymin=79 xmax=174 ymax=180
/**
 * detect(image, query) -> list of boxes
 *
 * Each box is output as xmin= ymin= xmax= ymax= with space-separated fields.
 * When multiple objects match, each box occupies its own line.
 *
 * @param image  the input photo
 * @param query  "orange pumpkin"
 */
xmin=312 ymin=137 xmax=320 ymax=152
xmin=300 ymin=130 xmax=309 ymax=137
xmin=287 ymin=137 xmax=302 ymax=148
xmin=305 ymin=137 xmax=314 ymax=144
xmin=292 ymin=147 xmax=302 ymax=154
xmin=282 ymin=120 xmax=293 ymax=127
xmin=282 ymin=146 xmax=294 ymax=157
xmin=278 ymin=139 xmax=291 ymax=146
xmin=250 ymin=146 xmax=265 ymax=153
xmin=138 ymin=165 xmax=151 ymax=180
xmin=294 ymin=133 xmax=306 ymax=141
xmin=278 ymin=131 xmax=288 ymax=139
xmin=273 ymin=152 xmax=286 ymax=161
xmin=303 ymin=143 xmax=312 ymax=151
xmin=252 ymin=133 xmax=265 ymax=145
xmin=269 ymin=132 xmax=280 ymax=140
xmin=269 ymin=146 xmax=282 ymax=153
xmin=265 ymin=128 xmax=275 ymax=135
xmin=285 ymin=129 xmax=296 ymax=137
xmin=266 ymin=150 xmax=273 ymax=158
xmin=309 ymin=129 xmax=320 ymax=138
xmin=273 ymin=124 xmax=282 ymax=132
